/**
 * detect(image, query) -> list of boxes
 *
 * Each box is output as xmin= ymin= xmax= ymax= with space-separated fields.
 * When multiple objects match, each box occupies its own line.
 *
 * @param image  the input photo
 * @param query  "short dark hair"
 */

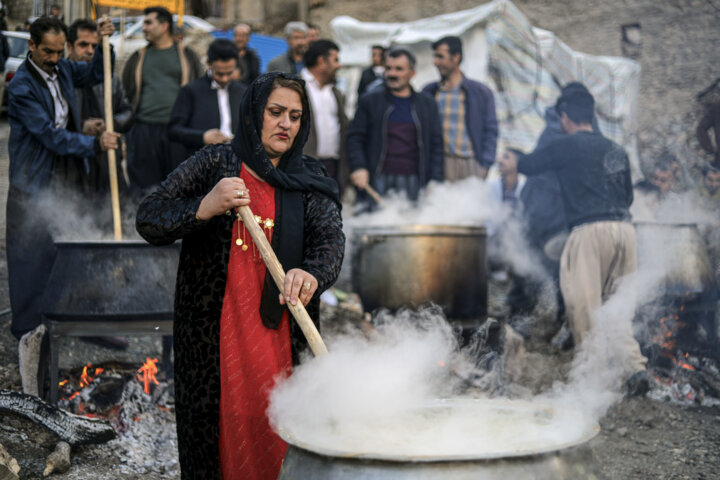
xmin=432 ymin=36 xmax=463 ymax=62
xmin=386 ymin=47 xmax=416 ymax=69
xmin=556 ymin=90 xmax=594 ymax=125
xmin=507 ymin=147 xmax=525 ymax=158
xmin=144 ymin=6 xmax=173 ymax=35
xmin=303 ymin=39 xmax=339 ymax=69
xmin=371 ymin=45 xmax=386 ymax=52
xmin=68 ymin=19 xmax=97 ymax=46
xmin=30 ymin=16 xmax=67 ymax=46
xmin=655 ymin=152 xmax=678 ymax=172
xmin=207 ymin=38 xmax=239 ymax=63
xmin=702 ymin=163 xmax=720 ymax=176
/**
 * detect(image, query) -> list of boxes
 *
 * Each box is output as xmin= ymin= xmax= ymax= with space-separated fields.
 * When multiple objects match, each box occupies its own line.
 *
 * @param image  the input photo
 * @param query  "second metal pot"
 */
xmin=351 ymin=225 xmax=487 ymax=319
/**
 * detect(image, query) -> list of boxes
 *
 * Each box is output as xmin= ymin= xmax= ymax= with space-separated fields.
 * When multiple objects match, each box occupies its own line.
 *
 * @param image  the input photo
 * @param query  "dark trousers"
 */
xmin=127 ymin=121 xmax=172 ymax=190
xmin=6 ymin=187 xmax=57 ymax=339
xmin=375 ymin=173 xmax=420 ymax=201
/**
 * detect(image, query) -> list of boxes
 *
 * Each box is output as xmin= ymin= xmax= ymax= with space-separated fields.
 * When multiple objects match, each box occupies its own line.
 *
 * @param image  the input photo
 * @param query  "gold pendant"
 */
xmin=236 ymin=238 xmax=243 ymax=246
xmin=242 ymin=244 xmax=248 ymax=251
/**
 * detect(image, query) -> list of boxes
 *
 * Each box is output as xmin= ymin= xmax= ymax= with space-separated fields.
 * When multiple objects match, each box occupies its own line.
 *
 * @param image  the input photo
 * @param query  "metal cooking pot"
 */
xmin=277 ymin=398 xmax=600 ymax=479
xmin=634 ymin=222 xmax=715 ymax=294
xmin=42 ymin=240 xmax=180 ymax=317
xmin=351 ymin=225 xmax=487 ymax=319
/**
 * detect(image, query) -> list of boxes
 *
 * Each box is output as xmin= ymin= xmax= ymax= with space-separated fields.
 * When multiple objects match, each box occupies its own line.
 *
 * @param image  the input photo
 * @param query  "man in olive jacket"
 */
xmin=121 ymin=6 xmax=203 ymax=191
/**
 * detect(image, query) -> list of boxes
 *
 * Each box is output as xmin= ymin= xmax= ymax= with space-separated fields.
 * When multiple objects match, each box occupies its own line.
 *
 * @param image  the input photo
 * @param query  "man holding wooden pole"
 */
xmin=67 ymin=19 xmax=132 ymax=212
xmin=7 ymin=16 xmax=119 ymax=397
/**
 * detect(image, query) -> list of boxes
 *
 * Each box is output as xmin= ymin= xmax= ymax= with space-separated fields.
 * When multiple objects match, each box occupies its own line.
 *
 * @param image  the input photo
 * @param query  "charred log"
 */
xmin=0 ymin=390 xmax=116 ymax=446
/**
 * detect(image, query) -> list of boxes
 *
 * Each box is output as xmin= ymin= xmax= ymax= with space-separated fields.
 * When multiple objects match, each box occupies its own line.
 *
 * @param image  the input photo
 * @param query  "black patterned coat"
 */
xmin=136 ymin=144 xmax=345 ymax=479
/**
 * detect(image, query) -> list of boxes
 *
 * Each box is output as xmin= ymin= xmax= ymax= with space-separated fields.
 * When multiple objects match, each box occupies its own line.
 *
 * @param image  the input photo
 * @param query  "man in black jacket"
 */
xmin=346 ymin=47 xmax=443 ymax=205
xmin=168 ymin=39 xmax=246 ymax=163
xmin=357 ymin=45 xmax=385 ymax=97
xmin=67 ymin=19 xmax=133 ymax=197
xmin=232 ymin=23 xmax=260 ymax=84
xmin=517 ymin=89 xmax=647 ymax=389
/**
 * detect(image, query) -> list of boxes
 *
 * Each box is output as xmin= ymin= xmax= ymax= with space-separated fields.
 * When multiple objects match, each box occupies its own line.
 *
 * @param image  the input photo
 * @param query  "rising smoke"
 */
xmin=269 ymin=176 xmax=719 ymax=457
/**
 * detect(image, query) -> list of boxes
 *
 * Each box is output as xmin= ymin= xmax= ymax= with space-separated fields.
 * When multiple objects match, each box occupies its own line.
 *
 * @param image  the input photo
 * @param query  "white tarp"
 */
xmin=330 ymin=0 xmax=641 ymax=177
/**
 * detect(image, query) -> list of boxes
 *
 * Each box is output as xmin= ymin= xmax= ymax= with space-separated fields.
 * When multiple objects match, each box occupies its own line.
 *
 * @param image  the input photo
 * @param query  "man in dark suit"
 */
xmin=168 ymin=39 xmax=247 ymax=163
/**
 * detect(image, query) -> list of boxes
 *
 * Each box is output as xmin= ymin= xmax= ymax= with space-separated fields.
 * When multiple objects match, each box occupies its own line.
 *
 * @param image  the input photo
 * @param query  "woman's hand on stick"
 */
xmin=280 ymin=269 xmax=318 ymax=307
xmin=196 ymin=177 xmax=251 ymax=220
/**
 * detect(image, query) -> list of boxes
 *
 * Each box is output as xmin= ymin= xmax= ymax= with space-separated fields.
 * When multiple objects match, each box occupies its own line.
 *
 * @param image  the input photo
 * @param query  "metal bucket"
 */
xmin=277 ymin=398 xmax=600 ymax=479
xmin=634 ymin=222 xmax=715 ymax=294
xmin=351 ymin=225 xmax=487 ymax=319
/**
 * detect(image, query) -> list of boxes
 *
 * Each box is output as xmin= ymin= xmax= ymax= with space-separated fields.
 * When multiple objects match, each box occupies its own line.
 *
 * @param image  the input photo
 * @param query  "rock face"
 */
xmin=0 ymin=443 xmax=20 ymax=480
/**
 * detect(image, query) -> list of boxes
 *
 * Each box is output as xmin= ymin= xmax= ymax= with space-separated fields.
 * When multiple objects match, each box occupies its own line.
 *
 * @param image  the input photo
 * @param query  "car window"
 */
xmin=7 ymin=36 xmax=29 ymax=58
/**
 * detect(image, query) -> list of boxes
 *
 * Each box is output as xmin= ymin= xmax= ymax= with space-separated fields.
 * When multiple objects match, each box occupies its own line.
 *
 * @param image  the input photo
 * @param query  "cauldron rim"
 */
xmin=275 ymin=398 xmax=599 ymax=463
xmin=352 ymin=224 xmax=487 ymax=237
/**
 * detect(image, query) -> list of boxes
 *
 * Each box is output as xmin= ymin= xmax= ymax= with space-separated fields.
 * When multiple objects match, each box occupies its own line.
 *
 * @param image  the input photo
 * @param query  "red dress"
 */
xmin=218 ymin=169 xmax=292 ymax=479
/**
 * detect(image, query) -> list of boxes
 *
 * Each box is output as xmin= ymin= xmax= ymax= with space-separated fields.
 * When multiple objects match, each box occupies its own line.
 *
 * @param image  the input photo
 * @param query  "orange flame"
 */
xmin=679 ymin=362 xmax=695 ymax=371
xmin=137 ymin=358 xmax=160 ymax=394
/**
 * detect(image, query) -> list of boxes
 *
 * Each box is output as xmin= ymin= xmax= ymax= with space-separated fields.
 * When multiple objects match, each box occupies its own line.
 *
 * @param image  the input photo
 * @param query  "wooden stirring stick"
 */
xmin=236 ymin=205 xmax=329 ymax=356
xmin=101 ymin=17 xmax=122 ymax=240
xmin=364 ymin=184 xmax=384 ymax=206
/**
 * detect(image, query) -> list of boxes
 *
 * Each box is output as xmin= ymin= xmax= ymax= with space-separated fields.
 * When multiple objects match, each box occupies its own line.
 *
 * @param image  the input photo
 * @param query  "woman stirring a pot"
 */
xmin=136 ymin=72 xmax=345 ymax=479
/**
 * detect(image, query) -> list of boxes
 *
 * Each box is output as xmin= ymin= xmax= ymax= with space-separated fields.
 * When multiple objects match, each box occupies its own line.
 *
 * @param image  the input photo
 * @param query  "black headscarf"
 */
xmin=231 ymin=72 xmax=340 ymax=329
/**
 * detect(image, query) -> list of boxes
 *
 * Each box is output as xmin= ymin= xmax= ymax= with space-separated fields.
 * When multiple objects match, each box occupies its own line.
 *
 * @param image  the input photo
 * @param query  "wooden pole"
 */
xmin=102 ymin=26 xmax=123 ymax=240
xmin=364 ymin=185 xmax=384 ymax=206
xmin=237 ymin=205 xmax=329 ymax=356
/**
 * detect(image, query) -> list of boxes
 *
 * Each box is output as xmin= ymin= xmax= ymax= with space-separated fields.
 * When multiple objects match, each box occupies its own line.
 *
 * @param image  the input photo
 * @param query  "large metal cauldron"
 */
xmin=634 ymin=222 xmax=716 ymax=294
xmin=277 ymin=398 xmax=600 ymax=479
xmin=351 ymin=225 xmax=487 ymax=319
xmin=42 ymin=240 xmax=180 ymax=318
xmin=42 ymin=240 xmax=180 ymax=404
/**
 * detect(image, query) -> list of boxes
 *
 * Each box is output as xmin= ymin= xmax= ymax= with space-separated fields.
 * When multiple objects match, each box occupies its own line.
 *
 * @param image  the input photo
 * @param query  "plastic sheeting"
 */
xmin=330 ymin=0 xmax=641 ymax=177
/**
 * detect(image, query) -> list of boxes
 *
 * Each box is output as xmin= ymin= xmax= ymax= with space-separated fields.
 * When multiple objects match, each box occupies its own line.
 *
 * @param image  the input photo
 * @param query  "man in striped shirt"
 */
xmin=422 ymin=36 xmax=498 ymax=181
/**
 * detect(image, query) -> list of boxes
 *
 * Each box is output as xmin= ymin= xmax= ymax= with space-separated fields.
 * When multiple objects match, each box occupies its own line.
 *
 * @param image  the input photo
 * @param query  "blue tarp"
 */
xmin=212 ymin=31 xmax=287 ymax=74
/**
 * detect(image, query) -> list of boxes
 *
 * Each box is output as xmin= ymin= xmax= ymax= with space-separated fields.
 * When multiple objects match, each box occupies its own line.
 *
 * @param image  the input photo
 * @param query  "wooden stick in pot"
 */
xmin=102 ymin=19 xmax=122 ymax=240
xmin=236 ymin=205 xmax=329 ymax=356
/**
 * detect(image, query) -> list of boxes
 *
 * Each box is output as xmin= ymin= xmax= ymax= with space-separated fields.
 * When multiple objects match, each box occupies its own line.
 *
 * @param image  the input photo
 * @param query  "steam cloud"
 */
xmin=269 ymin=177 xmax=719 ymax=458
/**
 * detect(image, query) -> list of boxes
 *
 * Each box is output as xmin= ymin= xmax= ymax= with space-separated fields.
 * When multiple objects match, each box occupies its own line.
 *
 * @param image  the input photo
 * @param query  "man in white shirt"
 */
xmin=300 ymin=39 xmax=349 ymax=194
xmin=168 ymin=39 xmax=247 ymax=161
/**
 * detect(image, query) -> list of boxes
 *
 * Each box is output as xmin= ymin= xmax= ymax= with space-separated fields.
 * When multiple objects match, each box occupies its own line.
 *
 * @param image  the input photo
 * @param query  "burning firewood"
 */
xmin=0 ymin=390 xmax=116 ymax=446
xmin=0 ymin=443 xmax=20 ymax=480
xmin=42 ymin=442 xmax=70 ymax=477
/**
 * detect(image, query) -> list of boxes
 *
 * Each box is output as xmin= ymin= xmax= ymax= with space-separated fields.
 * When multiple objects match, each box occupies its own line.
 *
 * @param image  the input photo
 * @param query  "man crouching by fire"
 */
xmin=516 ymin=88 xmax=649 ymax=396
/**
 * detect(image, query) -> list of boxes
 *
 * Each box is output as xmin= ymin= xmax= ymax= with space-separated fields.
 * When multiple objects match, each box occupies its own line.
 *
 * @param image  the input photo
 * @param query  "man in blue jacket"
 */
xmin=7 ymin=16 xmax=119 ymax=395
xmin=346 ymin=47 xmax=443 ymax=206
xmin=422 ymin=36 xmax=497 ymax=181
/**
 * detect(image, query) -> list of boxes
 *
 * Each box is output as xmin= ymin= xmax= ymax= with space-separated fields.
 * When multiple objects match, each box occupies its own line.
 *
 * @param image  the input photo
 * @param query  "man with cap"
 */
xmin=517 ymin=88 xmax=649 ymax=395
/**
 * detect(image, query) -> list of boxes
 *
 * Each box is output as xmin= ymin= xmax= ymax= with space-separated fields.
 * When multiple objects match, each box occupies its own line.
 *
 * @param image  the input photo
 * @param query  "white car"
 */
xmin=2 ymin=30 xmax=30 ymax=110
xmin=110 ymin=14 xmax=215 ymax=58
